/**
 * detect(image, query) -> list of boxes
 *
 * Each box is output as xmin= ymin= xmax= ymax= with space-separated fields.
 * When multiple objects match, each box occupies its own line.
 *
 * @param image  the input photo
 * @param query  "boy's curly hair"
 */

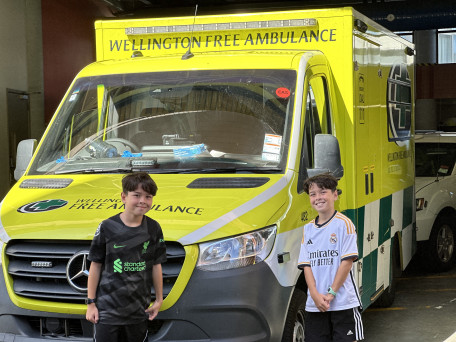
xmin=303 ymin=173 xmax=338 ymax=194
xmin=122 ymin=172 xmax=158 ymax=196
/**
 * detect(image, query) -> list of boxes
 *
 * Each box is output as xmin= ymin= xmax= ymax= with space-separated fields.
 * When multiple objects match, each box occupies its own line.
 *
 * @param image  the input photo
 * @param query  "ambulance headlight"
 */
xmin=197 ymin=225 xmax=276 ymax=271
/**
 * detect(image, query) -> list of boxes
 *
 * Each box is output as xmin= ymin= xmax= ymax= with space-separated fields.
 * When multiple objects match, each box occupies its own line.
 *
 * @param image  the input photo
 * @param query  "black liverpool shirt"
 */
xmin=88 ymin=213 xmax=167 ymax=325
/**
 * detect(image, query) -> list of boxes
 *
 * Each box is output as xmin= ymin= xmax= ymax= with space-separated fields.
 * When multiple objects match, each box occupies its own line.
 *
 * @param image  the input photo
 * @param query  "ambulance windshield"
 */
xmin=29 ymin=69 xmax=295 ymax=175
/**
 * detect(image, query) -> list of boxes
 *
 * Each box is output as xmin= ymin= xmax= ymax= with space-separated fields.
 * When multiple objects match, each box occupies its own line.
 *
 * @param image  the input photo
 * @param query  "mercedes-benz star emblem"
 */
xmin=66 ymin=251 xmax=91 ymax=292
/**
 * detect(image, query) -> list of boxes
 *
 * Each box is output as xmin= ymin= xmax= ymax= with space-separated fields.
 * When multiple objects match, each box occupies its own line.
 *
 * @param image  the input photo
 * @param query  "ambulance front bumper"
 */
xmin=0 ymin=257 xmax=291 ymax=341
xmin=153 ymin=261 xmax=292 ymax=342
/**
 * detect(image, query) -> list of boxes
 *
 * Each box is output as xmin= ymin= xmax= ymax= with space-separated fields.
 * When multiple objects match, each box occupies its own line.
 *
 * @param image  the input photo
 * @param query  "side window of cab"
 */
xmin=298 ymin=75 xmax=332 ymax=193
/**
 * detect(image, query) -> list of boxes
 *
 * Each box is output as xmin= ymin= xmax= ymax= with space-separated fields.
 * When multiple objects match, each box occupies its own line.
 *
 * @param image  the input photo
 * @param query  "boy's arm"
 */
xmin=145 ymin=264 xmax=163 ymax=320
xmin=86 ymin=261 xmax=102 ymax=323
xmin=326 ymin=258 xmax=355 ymax=303
xmin=304 ymin=266 xmax=330 ymax=312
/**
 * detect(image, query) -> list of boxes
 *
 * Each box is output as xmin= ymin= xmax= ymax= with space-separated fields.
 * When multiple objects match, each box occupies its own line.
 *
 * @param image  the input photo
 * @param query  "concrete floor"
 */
xmin=363 ymin=257 xmax=456 ymax=342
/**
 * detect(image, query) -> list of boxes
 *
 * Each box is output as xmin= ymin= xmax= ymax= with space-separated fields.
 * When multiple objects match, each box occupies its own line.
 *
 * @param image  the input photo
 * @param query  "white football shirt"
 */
xmin=298 ymin=211 xmax=362 ymax=312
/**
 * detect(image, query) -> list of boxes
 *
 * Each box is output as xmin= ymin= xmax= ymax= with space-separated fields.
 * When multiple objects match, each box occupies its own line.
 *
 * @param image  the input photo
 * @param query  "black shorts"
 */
xmin=94 ymin=321 xmax=148 ymax=342
xmin=305 ymin=307 xmax=364 ymax=342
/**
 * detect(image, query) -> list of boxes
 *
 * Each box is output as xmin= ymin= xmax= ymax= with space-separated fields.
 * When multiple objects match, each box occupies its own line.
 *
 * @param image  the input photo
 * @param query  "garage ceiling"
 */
xmin=92 ymin=0 xmax=456 ymax=31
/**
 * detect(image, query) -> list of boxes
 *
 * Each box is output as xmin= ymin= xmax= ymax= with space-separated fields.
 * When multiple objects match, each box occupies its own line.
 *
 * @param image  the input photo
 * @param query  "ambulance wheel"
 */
xmin=375 ymin=237 xmax=401 ymax=308
xmin=426 ymin=216 xmax=456 ymax=272
xmin=282 ymin=287 xmax=306 ymax=342
xmin=105 ymin=138 xmax=139 ymax=152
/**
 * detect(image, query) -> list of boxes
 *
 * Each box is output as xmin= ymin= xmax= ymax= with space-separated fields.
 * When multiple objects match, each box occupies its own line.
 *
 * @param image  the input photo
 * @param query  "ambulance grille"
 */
xmin=5 ymin=240 xmax=185 ymax=304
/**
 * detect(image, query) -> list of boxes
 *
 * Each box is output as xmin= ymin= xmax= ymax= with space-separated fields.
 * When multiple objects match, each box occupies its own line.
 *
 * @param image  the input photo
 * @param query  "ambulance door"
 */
xmin=285 ymin=64 xmax=335 ymax=341
xmin=297 ymin=65 xmax=333 ymax=196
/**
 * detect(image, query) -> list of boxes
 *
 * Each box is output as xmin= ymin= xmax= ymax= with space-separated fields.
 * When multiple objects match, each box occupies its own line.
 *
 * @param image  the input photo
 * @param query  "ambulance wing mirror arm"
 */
xmin=308 ymin=134 xmax=344 ymax=179
xmin=14 ymin=139 xmax=37 ymax=180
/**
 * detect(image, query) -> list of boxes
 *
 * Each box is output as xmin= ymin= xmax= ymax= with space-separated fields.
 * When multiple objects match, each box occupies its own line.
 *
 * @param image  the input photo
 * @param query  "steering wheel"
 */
xmin=105 ymin=138 xmax=139 ymax=152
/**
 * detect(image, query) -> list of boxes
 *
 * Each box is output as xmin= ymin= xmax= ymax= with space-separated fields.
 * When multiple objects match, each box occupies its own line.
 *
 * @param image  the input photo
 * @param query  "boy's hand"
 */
xmin=145 ymin=300 xmax=162 ymax=320
xmin=311 ymin=292 xmax=330 ymax=312
xmin=86 ymin=304 xmax=99 ymax=323
xmin=324 ymin=293 xmax=336 ymax=305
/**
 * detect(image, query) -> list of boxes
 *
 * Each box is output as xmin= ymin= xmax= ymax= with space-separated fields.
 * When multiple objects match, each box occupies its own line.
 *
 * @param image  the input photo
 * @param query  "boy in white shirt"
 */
xmin=298 ymin=173 xmax=363 ymax=341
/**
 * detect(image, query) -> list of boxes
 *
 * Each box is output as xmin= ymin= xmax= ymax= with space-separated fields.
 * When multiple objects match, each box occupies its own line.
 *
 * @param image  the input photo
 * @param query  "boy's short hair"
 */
xmin=122 ymin=172 xmax=158 ymax=196
xmin=303 ymin=173 xmax=338 ymax=194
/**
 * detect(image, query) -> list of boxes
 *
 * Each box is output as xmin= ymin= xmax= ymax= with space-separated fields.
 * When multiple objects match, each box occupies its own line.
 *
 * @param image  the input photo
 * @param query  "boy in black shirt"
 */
xmin=86 ymin=172 xmax=167 ymax=342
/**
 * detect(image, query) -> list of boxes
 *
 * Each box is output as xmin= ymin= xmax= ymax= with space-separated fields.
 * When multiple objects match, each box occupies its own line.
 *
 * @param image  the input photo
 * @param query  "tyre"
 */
xmin=281 ymin=287 xmax=306 ymax=342
xmin=375 ymin=237 xmax=401 ymax=307
xmin=425 ymin=216 xmax=456 ymax=272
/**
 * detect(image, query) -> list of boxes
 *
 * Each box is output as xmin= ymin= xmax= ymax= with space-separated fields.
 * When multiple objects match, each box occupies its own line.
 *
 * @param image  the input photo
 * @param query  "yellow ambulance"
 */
xmin=0 ymin=7 xmax=415 ymax=341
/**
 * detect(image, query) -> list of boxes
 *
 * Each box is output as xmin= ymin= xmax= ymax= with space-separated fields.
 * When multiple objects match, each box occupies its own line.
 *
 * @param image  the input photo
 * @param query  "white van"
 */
xmin=415 ymin=131 xmax=456 ymax=271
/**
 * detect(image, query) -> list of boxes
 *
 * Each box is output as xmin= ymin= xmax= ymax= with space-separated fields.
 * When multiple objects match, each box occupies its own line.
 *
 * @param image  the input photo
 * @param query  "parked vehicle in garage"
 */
xmin=415 ymin=131 xmax=456 ymax=271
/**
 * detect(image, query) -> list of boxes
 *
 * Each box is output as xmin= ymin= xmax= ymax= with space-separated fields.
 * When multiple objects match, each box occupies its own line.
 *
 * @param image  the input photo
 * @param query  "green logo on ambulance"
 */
xmin=17 ymin=199 xmax=68 ymax=213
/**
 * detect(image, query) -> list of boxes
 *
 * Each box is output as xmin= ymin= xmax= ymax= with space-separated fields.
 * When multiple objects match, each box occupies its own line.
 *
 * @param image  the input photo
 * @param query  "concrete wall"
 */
xmin=0 ymin=0 xmax=44 ymax=199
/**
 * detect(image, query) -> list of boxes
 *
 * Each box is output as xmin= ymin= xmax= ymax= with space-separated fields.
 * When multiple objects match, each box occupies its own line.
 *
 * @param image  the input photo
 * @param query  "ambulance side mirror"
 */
xmin=307 ymin=134 xmax=344 ymax=179
xmin=14 ymin=139 xmax=37 ymax=180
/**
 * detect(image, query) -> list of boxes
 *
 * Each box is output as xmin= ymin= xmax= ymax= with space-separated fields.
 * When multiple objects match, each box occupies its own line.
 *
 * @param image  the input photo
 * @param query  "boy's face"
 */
xmin=121 ymin=185 xmax=153 ymax=217
xmin=308 ymin=183 xmax=338 ymax=216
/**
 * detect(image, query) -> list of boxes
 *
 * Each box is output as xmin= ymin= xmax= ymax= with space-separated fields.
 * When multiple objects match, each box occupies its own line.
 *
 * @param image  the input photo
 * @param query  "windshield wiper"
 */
xmin=174 ymin=167 xmax=282 ymax=174
xmin=53 ymin=166 xmax=282 ymax=175
xmin=53 ymin=167 xmax=135 ymax=175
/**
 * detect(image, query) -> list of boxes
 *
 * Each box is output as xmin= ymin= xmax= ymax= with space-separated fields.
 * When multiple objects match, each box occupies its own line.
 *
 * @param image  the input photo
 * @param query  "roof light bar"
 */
xmin=125 ymin=18 xmax=317 ymax=35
